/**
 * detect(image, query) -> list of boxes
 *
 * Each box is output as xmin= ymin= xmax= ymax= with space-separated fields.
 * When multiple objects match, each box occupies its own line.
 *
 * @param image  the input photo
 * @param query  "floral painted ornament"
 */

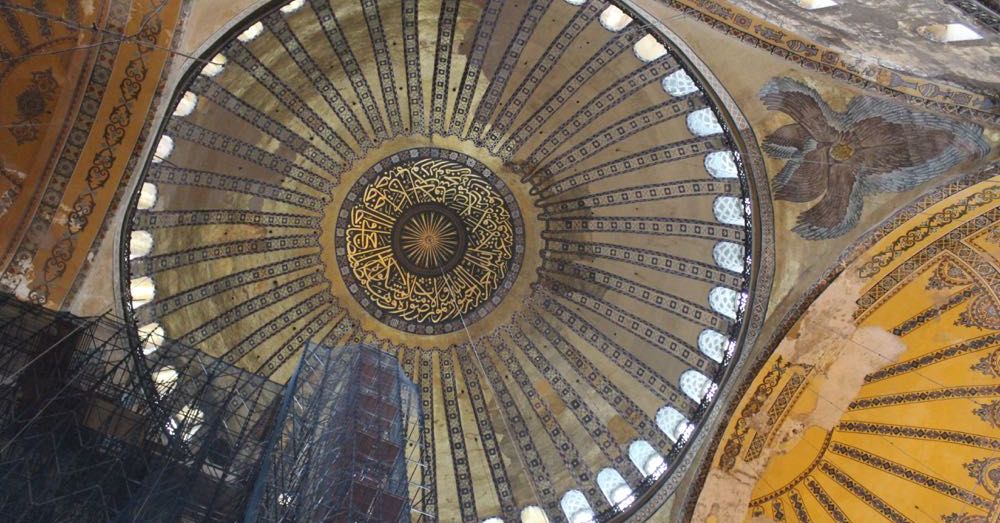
xmin=9 ymin=69 xmax=58 ymax=145
xmin=759 ymin=77 xmax=989 ymax=240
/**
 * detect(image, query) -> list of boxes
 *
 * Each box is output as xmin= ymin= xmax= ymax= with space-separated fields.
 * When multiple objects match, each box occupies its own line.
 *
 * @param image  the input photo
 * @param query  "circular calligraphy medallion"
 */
xmin=336 ymin=148 xmax=524 ymax=334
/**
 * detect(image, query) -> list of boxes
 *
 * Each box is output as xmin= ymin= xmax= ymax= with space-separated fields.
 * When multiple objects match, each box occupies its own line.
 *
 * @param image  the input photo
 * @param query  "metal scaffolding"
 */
xmin=0 ymin=294 xmax=431 ymax=522
xmin=245 ymin=343 xmax=429 ymax=523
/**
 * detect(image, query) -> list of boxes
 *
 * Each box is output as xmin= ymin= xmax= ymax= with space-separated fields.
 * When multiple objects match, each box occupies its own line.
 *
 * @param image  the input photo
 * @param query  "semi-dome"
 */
xmin=119 ymin=0 xmax=766 ymax=520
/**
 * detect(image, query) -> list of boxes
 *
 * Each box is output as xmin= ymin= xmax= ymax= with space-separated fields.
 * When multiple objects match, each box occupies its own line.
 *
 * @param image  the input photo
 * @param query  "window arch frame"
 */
xmin=661 ymin=69 xmax=700 ymax=98
xmin=709 ymin=286 xmax=742 ymax=320
xmin=520 ymin=505 xmax=551 ymax=523
xmin=560 ymin=490 xmax=596 ymax=523
xmin=679 ymin=369 xmax=714 ymax=402
xmin=596 ymin=468 xmax=635 ymax=509
xmin=656 ymin=406 xmax=690 ymax=443
xmin=713 ymin=241 xmax=745 ymax=273
xmin=628 ymin=440 xmax=666 ymax=478
xmin=697 ymin=329 xmax=729 ymax=363
xmin=599 ymin=5 xmax=633 ymax=32
xmin=686 ymin=107 xmax=723 ymax=136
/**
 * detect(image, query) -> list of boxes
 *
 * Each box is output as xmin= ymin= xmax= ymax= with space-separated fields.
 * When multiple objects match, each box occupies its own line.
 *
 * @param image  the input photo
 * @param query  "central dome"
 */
xmin=120 ymin=0 xmax=767 ymax=520
xmin=337 ymin=148 xmax=523 ymax=333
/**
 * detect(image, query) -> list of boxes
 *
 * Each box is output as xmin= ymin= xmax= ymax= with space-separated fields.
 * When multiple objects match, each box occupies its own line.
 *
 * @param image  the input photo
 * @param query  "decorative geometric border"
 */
xmin=334 ymin=147 xmax=526 ymax=335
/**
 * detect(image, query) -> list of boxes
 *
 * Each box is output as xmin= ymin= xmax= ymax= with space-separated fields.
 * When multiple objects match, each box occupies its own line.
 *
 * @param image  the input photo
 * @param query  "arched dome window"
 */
xmin=167 ymin=404 xmax=204 ymax=442
xmin=713 ymin=241 xmax=744 ymax=273
xmin=599 ymin=5 xmax=632 ymax=31
xmin=686 ymin=108 xmax=723 ymax=136
xmin=152 ymin=366 xmax=178 ymax=396
xmin=709 ymin=286 xmax=740 ymax=320
xmin=137 ymin=182 xmax=157 ymax=210
xmin=634 ymin=34 xmax=667 ymax=62
xmin=280 ymin=0 xmax=305 ymax=13
xmin=662 ymin=69 xmax=699 ymax=97
xmin=560 ymin=490 xmax=595 ymax=523
xmin=679 ymin=369 xmax=714 ymax=402
xmin=237 ymin=21 xmax=264 ymax=43
xmin=482 ymin=518 xmax=504 ymax=523
xmin=656 ymin=406 xmax=690 ymax=442
xmin=704 ymin=151 xmax=738 ymax=179
xmin=137 ymin=323 xmax=165 ymax=355
xmin=129 ymin=230 xmax=153 ymax=260
xmin=200 ymin=54 xmax=227 ymax=77
xmin=520 ymin=505 xmax=551 ymax=523
xmin=628 ymin=440 xmax=665 ymax=478
xmin=697 ymin=329 xmax=728 ymax=363
xmin=130 ymin=276 xmax=156 ymax=309
xmin=597 ymin=468 xmax=634 ymax=509
xmin=793 ymin=0 xmax=839 ymax=7
xmin=713 ymin=196 xmax=745 ymax=227
xmin=563 ymin=0 xmax=586 ymax=5
xmin=151 ymin=135 xmax=174 ymax=164
xmin=918 ymin=23 xmax=983 ymax=43
xmin=173 ymin=91 xmax=198 ymax=117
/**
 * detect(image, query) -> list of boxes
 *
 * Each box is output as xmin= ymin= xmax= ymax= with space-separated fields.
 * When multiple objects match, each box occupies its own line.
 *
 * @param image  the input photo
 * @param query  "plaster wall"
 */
xmin=730 ymin=0 xmax=1000 ymax=93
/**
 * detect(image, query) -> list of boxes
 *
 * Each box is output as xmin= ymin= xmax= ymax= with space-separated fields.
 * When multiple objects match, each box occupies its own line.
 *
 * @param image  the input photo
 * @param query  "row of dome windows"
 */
xmin=132 ymin=334 xmax=716 ymax=523
xmin=135 ymin=336 xmax=707 ymax=520
xmin=132 ymin=314 xmax=708 ymax=523
xmin=480 ymin=450 xmax=654 ymax=523
xmin=232 ymin=1 xmax=666 ymax=66
xmin=477 ymin=383 xmax=711 ymax=523
xmin=661 ymin=30 xmax=750 ymax=330
xmin=264 ymin=0 xmax=984 ymax=51
xmin=185 ymin=1 xmax=736 ymax=180
xmin=132 ymin=286 xmax=732 ymax=519
xmin=138 ymin=96 xmax=747 ymax=355
xmin=131 ymin=261 xmax=745 ymax=326
xmin=130 ymin=199 xmax=744 ymax=359
xmin=222 ymin=2 xmax=679 ymax=95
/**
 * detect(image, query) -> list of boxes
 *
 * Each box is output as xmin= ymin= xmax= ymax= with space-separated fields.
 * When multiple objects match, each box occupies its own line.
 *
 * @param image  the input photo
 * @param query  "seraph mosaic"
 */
xmin=759 ymin=78 xmax=990 ymax=240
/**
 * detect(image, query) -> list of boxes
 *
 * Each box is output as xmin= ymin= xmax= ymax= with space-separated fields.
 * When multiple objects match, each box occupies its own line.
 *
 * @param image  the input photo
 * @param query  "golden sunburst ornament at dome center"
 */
xmin=396 ymin=205 xmax=463 ymax=273
xmin=336 ymin=148 xmax=524 ymax=334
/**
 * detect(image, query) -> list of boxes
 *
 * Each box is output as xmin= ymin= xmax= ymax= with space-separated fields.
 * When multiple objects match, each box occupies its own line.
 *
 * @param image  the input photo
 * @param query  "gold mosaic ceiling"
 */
xmin=690 ymin=169 xmax=1000 ymax=523
xmin=120 ymin=0 xmax=766 ymax=520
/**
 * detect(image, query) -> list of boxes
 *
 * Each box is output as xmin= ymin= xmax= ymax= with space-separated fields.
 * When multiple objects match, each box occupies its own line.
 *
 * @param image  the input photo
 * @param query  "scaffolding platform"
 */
xmin=0 ymin=295 xmax=432 ymax=522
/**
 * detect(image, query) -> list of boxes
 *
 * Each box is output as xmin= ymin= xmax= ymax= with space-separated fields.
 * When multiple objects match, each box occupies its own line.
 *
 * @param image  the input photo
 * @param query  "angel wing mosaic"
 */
xmin=759 ymin=78 xmax=990 ymax=240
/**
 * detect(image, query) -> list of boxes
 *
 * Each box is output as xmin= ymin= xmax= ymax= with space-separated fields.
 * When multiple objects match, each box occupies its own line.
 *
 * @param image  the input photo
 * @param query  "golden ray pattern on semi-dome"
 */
xmin=118 ymin=0 xmax=771 ymax=520
xmin=690 ymin=170 xmax=1000 ymax=523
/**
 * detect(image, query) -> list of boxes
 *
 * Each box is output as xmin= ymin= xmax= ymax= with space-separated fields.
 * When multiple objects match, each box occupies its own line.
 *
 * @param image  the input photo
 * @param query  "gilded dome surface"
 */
xmin=120 ymin=0 xmax=767 ymax=520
